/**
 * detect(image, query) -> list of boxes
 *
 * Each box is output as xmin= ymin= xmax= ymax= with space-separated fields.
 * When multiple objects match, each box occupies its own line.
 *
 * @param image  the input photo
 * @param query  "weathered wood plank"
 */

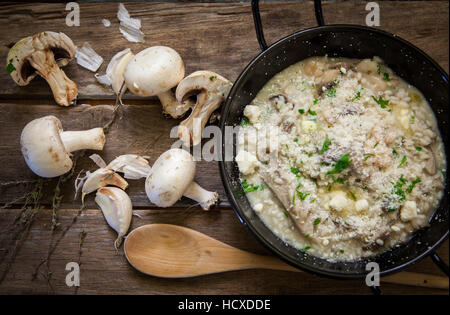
xmin=0 ymin=1 xmax=448 ymax=101
xmin=0 ymin=208 xmax=447 ymax=294
xmin=0 ymin=101 xmax=228 ymax=208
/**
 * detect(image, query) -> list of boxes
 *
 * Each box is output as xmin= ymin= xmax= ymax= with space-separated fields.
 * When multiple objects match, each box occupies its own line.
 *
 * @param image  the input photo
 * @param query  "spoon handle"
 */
xmin=255 ymin=255 xmax=448 ymax=289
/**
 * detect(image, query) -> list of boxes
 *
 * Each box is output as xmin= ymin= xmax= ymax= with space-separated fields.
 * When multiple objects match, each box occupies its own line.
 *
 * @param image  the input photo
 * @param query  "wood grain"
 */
xmin=0 ymin=208 xmax=448 ymax=295
xmin=0 ymin=1 xmax=448 ymax=295
xmin=0 ymin=1 xmax=448 ymax=101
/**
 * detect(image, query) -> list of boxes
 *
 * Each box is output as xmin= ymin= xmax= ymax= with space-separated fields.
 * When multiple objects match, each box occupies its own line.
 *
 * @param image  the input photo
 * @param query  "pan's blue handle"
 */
xmin=251 ymin=0 xmax=325 ymax=51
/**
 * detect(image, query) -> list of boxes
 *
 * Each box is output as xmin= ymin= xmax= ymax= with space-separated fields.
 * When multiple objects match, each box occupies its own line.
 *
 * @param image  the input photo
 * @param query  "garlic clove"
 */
xmin=107 ymin=154 xmax=151 ymax=179
xmin=81 ymin=168 xmax=128 ymax=203
xmin=95 ymin=187 xmax=133 ymax=249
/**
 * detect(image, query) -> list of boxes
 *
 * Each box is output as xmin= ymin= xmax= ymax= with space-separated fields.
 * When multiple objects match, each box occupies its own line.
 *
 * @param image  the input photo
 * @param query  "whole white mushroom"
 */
xmin=20 ymin=115 xmax=106 ymax=178
xmin=123 ymin=46 xmax=191 ymax=118
xmin=145 ymin=148 xmax=218 ymax=210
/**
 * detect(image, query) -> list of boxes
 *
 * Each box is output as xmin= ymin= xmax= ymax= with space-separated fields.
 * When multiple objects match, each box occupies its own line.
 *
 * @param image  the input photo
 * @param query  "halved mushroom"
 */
xmin=123 ymin=46 xmax=191 ymax=118
xmin=21 ymin=115 xmax=105 ymax=178
xmin=7 ymin=31 xmax=77 ymax=106
xmin=176 ymin=71 xmax=232 ymax=146
xmin=145 ymin=148 xmax=218 ymax=210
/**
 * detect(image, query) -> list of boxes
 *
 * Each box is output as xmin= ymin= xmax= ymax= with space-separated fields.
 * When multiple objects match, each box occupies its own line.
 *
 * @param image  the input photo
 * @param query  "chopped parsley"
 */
xmin=352 ymin=91 xmax=361 ymax=101
xmin=415 ymin=146 xmax=422 ymax=151
xmin=326 ymin=88 xmax=337 ymax=98
xmin=377 ymin=63 xmax=381 ymax=75
xmin=313 ymin=99 xmax=318 ymax=105
xmin=326 ymin=153 xmax=352 ymax=175
xmin=240 ymin=117 xmax=249 ymax=126
xmin=332 ymin=177 xmax=345 ymax=184
xmin=307 ymin=109 xmax=317 ymax=116
xmin=399 ymin=155 xmax=407 ymax=167
xmin=305 ymin=234 xmax=310 ymax=238
xmin=209 ymin=75 xmax=217 ymax=81
xmin=392 ymin=149 xmax=399 ymax=157
xmin=310 ymin=199 xmax=316 ymax=203
xmin=406 ymin=178 xmax=421 ymax=193
xmin=383 ymin=72 xmax=390 ymax=81
xmin=290 ymin=167 xmax=300 ymax=175
xmin=320 ymin=138 xmax=331 ymax=154
xmin=298 ymin=108 xmax=305 ymax=114
xmin=242 ymin=179 xmax=259 ymax=193
xmin=374 ymin=142 xmax=379 ymax=148
xmin=364 ymin=153 xmax=375 ymax=161
xmin=300 ymin=246 xmax=311 ymax=253
xmin=283 ymin=210 xmax=289 ymax=218
xmin=371 ymin=95 xmax=390 ymax=109
xmin=348 ymin=191 xmax=357 ymax=201
xmin=294 ymin=137 xmax=299 ymax=142
xmin=6 ymin=59 xmax=16 ymax=74
xmin=313 ymin=218 xmax=321 ymax=225
xmin=296 ymin=190 xmax=310 ymax=201
xmin=339 ymin=249 xmax=345 ymax=254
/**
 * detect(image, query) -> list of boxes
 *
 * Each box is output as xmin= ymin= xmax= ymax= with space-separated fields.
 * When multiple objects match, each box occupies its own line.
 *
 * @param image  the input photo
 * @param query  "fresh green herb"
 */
xmin=399 ymin=156 xmax=407 ymax=167
xmin=340 ymin=249 xmax=345 ymax=254
xmin=240 ymin=117 xmax=249 ymax=126
xmin=310 ymin=199 xmax=316 ymax=203
xmin=297 ymin=182 xmax=303 ymax=189
xmin=374 ymin=142 xmax=379 ymax=148
xmin=320 ymin=138 xmax=331 ymax=154
xmin=242 ymin=179 xmax=259 ymax=193
xmin=348 ymin=191 xmax=357 ymax=201
xmin=441 ymin=169 xmax=446 ymax=179
xmin=313 ymin=218 xmax=321 ymax=225
xmin=371 ymin=95 xmax=390 ymax=109
xmin=308 ymin=152 xmax=314 ymax=157
xmin=383 ymin=72 xmax=390 ymax=81
xmin=6 ymin=59 xmax=16 ymax=74
xmin=286 ymin=144 xmax=289 ymax=150
xmin=364 ymin=153 xmax=375 ymax=161
xmin=352 ymin=90 xmax=361 ymax=101
xmin=296 ymin=190 xmax=310 ymax=201
xmin=290 ymin=167 xmax=301 ymax=177
xmin=392 ymin=149 xmax=399 ymax=157
xmin=326 ymin=153 xmax=352 ymax=175
xmin=307 ymin=109 xmax=317 ymax=116
xmin=209 ymin=75 xmax=217 ymax=81
xmin=298 ymin=109 xmax=305 ymax=114
xmin=406 ymin=178 xmax=421 ymax=193
xmin=326 ymin=88 xmax=337 ymax=98
xmin=305 ymin=234 xmax=310 ymax=238
xmin=377 ymin=63 xmax=381 ymax=75
xmin=283 ymin=210 xmax=289 ymax=218
xmin=415 ymin=146 xmax=422 ymax=151
xmin=313 ymin=99 xmax=318 ymax=105
xmin=294 ymin=138 xmax=299 ymax=142
xmin=300 ymin=246 xmax=311 ymax=253
xmin=332 ymin=177 xmax=345 ymax=184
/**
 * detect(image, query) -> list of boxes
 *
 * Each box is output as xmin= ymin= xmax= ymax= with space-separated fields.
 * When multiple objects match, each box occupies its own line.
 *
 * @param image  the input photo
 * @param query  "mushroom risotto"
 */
xmin=236 ymin=56 xmax=446 ymax=261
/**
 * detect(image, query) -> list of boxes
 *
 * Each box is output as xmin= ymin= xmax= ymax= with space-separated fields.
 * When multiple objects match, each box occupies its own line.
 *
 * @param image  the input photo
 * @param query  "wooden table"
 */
xmin=0 ymin=1 xmax=448 ymax=295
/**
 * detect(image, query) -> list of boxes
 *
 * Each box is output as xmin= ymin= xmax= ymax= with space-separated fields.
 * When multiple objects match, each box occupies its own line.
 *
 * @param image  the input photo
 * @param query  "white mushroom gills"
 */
xmin=123 ymin=46 xmax=191 ymax=118
xmin=20 ymin=115 xmax=106 ymax=178
xmin=176 ymin=70 xmax=232 ymax=146
xmin=145 ymin=149 xmax=218 ymax=210
xmin=95 ymin=187 xmax=133 ymax=250
xmin=7 ymin=31 xmax=78 ymax=106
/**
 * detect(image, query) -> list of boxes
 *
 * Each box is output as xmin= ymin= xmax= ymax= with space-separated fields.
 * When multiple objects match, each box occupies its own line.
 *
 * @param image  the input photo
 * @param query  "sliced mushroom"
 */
xmin=176 ymin=71 xmax=232 ymax=146
xmin=21 ymin=115 xmax=105 ymax=178
xmin=7 ymin=31 xmax=77 ymax=106
xmin=123 ymin=46 xmax=191 ymax=118
xmin=317 ymin=69 xmax=340 ymax=95
xmin=145 ymin=149 xmax=219 ymax=210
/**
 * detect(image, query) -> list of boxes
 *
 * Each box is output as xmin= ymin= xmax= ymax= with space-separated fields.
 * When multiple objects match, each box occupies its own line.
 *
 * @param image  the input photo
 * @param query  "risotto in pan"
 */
xmin=236 ymin=56 xmax=446 ymax=260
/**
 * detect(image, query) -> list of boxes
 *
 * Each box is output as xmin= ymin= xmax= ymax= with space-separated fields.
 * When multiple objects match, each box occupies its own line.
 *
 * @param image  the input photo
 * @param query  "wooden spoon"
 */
xmin=124 ymin=224 xmax=448 ymax=289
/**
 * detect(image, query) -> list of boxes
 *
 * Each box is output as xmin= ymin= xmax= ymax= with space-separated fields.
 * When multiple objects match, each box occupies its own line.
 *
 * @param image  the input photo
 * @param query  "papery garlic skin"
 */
xmin=107 ymin=154 xmax=151 ymax=179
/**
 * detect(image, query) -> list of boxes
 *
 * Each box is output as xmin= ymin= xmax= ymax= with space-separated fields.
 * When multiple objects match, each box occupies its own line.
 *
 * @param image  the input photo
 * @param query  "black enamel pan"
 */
xmin=219 ymin=0 xmax=449 ymax=281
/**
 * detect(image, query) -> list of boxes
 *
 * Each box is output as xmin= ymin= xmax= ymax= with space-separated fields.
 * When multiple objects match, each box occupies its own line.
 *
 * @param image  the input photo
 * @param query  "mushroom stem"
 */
xmin=28 ymin=50 xmax=78 ymax=106
xmin=183 ymin=181 xmax=219 ymax=211
xmin=60 ymin=128 xmax=105 ymax=153
xmin=157 ymin=90 xmax=192 ymax=119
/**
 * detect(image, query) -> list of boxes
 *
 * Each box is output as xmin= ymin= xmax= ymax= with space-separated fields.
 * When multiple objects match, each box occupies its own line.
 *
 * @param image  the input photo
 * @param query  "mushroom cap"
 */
xmin=123 ymin=46 xmax=185 ymax=97
xmin=175 ymin=70 xmax=231 ymax=102
xmin=7 ymin=31 xmax=76 ymax=86
xmin=145 ymin=149 xmax=195 ymax=207
xmin=20 ymin=115 xmax=72 ymax=178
